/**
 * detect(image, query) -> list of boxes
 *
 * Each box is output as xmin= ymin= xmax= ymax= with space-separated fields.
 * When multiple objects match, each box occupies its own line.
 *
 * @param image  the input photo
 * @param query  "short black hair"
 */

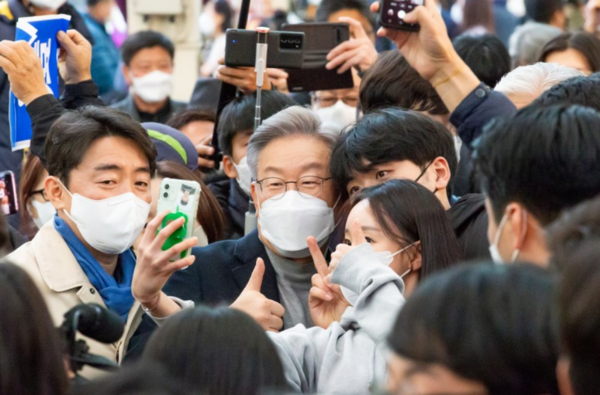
xmin=315 ymin=0 xmax=376 ymax=30
xmin=453 ymin=34 xmax=511 ymax=88
xmin=144 ymin=306 xmax=288 ymax=394
xmin=214 ymin=0 xmax=234 ymax=32
xmin=546 ymin=195 xmax=600 ymax=272
xmin=360 ymin=50 xmax=448 ymax=115
xmin=389 ymin=263 xmax=560 ymax=395
xmin=539 ymin=32 xmax=600 ymax=74
xmin=121 ymin=30 xmax=175 ymax=66
xmin=166 ymin=108 xmax=216 ymax=131
xmin=534 ymin=72 xmax=600 ymax=110
xmin=525 ymin=0 xmax=563 ymax=24
xmin=330 ymin=108 xmax=457 ymax=196
xmin=558 ymin=241 xmax=600 ymax=395
xmin=473 ymin=104 xmax=600 ymax=226
xmin=46 ymin=107 xmax=157 ymax=187
xmin=217 ymin=91 xmax=297 ymax=157
xmin=353 ymin=180 xmax=462 ymax=277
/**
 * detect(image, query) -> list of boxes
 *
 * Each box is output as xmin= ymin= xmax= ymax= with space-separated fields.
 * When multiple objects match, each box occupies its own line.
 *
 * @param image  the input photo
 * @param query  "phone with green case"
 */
xmin=157 ymin=178 xmax=201 ymax=262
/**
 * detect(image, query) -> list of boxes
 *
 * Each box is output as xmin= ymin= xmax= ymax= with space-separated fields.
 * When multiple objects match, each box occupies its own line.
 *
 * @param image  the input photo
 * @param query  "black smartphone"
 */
xmin=0 ymin=170 xmax=18 ymax=215
xmin=379 ymin=0 xmax=424 ymax=31
xmin=282 ymin=23 xmax=354 ymax=92
xmin=224 ymin=29 xmax=305 ymax=69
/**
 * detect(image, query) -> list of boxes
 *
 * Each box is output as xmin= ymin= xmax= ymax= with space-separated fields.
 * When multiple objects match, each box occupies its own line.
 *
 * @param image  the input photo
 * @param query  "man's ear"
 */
xmin=505 ymin=202 xmax=527 ymax=251
xmin=45 ymin=176 xmax=70 ymax=211
xmin=432 ymin=156 xmax=451 ymax=191
xmin=222 ymin=155 xmax=238 ymax=179
xmin=122 ymin=65 xmax=132 ymax=86
xmin=251 ymin=181 xmax=260 ymax=218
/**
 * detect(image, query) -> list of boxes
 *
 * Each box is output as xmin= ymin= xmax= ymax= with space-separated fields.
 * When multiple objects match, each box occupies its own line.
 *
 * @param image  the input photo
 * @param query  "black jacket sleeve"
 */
xmin=27 ymin=80 xmax=105 ymax=167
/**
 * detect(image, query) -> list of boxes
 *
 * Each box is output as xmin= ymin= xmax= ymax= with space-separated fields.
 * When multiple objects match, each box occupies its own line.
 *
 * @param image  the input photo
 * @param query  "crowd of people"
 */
xmin=1 ymin=0 xmax=600 ymax=394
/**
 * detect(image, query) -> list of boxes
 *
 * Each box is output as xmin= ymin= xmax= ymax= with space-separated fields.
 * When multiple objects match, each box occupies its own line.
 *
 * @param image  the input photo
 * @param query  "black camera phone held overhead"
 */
xmin=379 ymin=0 xmax=424 ymax=31
xmin=224 ymin=29 xmax=305 ymax=69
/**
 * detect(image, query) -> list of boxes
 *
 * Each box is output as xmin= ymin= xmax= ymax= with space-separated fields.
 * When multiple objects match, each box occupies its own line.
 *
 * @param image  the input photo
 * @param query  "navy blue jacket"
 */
xmin=0 ymin=0 xmax=92 ymax=178
xmin=163 ymin=229 xmax=281 ymax=305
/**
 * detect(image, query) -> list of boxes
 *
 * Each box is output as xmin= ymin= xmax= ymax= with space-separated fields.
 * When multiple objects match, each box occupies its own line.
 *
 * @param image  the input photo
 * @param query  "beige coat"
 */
xmin=5 ymin=222 xmax=144 ymax=379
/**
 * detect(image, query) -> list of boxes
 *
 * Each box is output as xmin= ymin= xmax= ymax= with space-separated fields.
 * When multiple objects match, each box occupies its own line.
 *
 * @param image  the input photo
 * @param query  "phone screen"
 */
xmin=380 ymin=0 xmax=424 ymax=31
xmin=0 ymin=171 xmax=18 ymax=215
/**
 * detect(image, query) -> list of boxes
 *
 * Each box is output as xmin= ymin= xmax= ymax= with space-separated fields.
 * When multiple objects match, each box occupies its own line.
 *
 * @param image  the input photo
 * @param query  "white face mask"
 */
xmin=61 ymin=184 xmax=151 ymax=255
xmin=454 ymin=136 xmax=463 ymax=163
xmin=341 ymin=242 xmax=417 ymax=306
xmin=232 ymin=156 xmax=252 ymax=197
xmin=30 ymin=200 xmax=56 ymax=229
xmin=316 ymin=100 xmax=357 ymax=135
xmin=489 ymin=211 xmax=522 ymax=264
xmin=199 ymin=11 xmax=217 ymax=36
xmin=28 ymin=0 xmax=66 ymax=10
xmin=131 ymin=70 xmax=173 ymax=104
xmin=258 ymin=190 xmax=336 ymax=259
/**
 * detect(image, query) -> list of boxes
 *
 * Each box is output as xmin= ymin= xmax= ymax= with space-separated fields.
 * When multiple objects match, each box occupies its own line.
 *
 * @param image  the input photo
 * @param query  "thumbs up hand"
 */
xmin=231 ymin=258 xmax=286 ymax=332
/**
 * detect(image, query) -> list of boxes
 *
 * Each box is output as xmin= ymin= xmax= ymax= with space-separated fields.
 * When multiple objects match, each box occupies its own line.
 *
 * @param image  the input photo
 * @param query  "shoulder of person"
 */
xmin=171 ymin=100 xmax=188 ymax=111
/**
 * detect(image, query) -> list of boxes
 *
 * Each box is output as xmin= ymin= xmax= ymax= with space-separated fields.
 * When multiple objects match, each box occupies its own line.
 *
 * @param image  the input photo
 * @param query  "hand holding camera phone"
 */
xmin=379 ymin=0 xmax=424 ymax=31
xmin=0 ymin=171 xmax=18 ymax=215
xmin=157 ymin=178 xmax=201 ymax=262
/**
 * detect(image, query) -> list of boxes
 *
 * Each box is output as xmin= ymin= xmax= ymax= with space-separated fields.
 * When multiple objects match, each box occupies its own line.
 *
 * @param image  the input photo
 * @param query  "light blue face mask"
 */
xmin=341 ymin=242 xmax=418 ymax=306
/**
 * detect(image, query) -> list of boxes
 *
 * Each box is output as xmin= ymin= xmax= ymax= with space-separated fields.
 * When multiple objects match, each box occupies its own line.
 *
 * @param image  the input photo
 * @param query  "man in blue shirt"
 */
xmin=83 ymin=0 xmax=120 ymax=96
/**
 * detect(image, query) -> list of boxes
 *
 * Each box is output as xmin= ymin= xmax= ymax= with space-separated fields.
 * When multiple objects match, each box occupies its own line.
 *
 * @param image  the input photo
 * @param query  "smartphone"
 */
xmin=379 ymin=0 xmax=424 ymax=31
xmin=282 ymin=23 xmax=354 ymax=92
xmin=0 ymin=170 xmax=18 ymax=215
xmin=157 ymin=178 xmax=201 ymax=262
xmin=224 ymin=29 xmax=305 ymax=69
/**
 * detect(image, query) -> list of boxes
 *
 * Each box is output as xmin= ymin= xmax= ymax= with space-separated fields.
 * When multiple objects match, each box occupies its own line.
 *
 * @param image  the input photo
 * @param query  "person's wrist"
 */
xmin=428 ymin=56 xmax=467 ymax=88
xmin=139 ymin=291 xmax=161 ymax=313
xmin=64 ymin=71 xmax=92 ymax=85
xmin=22 ymin=88 xmax=53 ymax=106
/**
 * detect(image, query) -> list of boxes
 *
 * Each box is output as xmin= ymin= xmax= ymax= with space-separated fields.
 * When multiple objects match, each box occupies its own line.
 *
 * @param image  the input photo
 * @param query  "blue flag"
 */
xmin=9 ymin=15 xmax=71 ymax=151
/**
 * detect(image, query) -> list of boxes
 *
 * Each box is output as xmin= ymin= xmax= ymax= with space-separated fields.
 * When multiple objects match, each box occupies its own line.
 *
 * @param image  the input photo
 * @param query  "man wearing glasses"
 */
xmin=162 ymin=106 xmax=342 ymax=332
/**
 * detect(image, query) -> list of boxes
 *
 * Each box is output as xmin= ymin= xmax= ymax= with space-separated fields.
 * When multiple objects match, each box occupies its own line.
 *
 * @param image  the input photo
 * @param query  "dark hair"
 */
xmin=534 ymin=72 xmax=600 ymax=110
xmin=166 ymin=108 xmax=216 ymax=131
xmin=214 ymin=0 xmax=233 ymax=32
xmin=460 ymin=0 xmax=495 ymax=33
xmin=143 ymin=306 xmax=288 ymax=395
xmin=473 ymin=104 xmax=600 ymax=226
xmin=453 ymin=34 xmax=510 ymax=88
xmin=46 ymin=107 xmax=157 ymax=187
xmin=330 ymin=108 xmax=457 ymax=197
xmin=538 ymin=32 xmax=600 ymax=73
xmin=353 ymin=180 xmax=462 ymax=278
xmin=18 ymin=153 xmax=47 ymax=239
xmin=360 ymin=51 xmax=448 ymax=115
xmin=121 ymin=30 xmax=175 ymax=66
xmin=87 ymin=0 xmax=110 ymax=6
xmin=525 ymin=0 xmax=563 ymax=24
xmin=388 ymin=263 xmax=560 ymax=395
xmin=156 ymin=161 xmax=225 ymax=243
xmin=558 ymin=241 xmax=600 ymax=395
xmin=0 ymin=262 xmax=69 ymax=395
xmin=218 ymin=91 xmax=297 ymax=157
xmin=546 ymin=195 xmax=600 ymax=272
xmin=74 ymin=362 xmax=191 ymax=395
xmin=315 ymin=0 xmax=376 ymax=30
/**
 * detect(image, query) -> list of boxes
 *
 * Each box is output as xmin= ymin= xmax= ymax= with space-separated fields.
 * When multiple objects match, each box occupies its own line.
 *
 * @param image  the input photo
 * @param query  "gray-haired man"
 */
xmin=154 ymin=106 xmax=342 ymax=332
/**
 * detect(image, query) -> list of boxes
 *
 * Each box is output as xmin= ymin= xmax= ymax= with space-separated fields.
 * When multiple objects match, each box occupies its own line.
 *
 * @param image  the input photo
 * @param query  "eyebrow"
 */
xmin=263 ymin=162 xmax=325 ymax=176
xmin=344 ymin=226 xmax=382 ymax=233
xmin=94 ymin=164 xmax=151 ymax=174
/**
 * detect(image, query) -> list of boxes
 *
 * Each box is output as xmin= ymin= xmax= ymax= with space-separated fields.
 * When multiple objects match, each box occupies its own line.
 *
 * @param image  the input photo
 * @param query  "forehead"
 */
xmin=77 ymin=136 xmax=149 ymax=169
xmin=130 ymin=46 xmax=172 ymax=64
xmin=347 ymin=199 xmax=378 ymax=227
xmin=316 ymin=86 xmax=359 ymax=97
xmin=257 ymin=135 xmax=331 ymax=175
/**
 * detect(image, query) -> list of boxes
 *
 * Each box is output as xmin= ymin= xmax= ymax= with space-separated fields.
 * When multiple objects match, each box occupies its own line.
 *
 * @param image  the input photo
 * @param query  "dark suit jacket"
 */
xmin=163 ymin=229 xmax=281 ymax=305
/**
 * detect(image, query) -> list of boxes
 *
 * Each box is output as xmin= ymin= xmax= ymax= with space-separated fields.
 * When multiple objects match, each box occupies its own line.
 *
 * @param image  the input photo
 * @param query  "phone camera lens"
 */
xmin=163 ymin=192 xmax=169 ymax=198
xmin=165 ymin=184 xmax=170 ymax=190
